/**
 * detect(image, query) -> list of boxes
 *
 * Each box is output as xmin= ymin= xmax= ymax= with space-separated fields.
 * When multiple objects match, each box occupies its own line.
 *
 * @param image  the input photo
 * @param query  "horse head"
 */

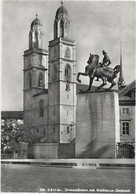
xmin=87 ymin=54 xmax=99 ymax=65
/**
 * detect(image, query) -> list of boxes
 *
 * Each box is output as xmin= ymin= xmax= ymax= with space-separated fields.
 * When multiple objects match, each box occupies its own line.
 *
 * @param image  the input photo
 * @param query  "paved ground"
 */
xmin=1 ymin=164 xmax=135 ymax=193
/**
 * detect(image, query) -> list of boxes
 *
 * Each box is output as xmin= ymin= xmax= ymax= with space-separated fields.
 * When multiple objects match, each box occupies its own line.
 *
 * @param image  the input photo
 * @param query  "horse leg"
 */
xmin=86 ymin=77 xmax=94 ymax=91
xmin=107 ymin=80 xmax=116 ymax=90
xmin=96 ymin=77 xmax=107 ymax=91
xmin=77 ymin=72 xmax=88 ymax=83
xmin=77 ymin=72 xmax=81 ymax=83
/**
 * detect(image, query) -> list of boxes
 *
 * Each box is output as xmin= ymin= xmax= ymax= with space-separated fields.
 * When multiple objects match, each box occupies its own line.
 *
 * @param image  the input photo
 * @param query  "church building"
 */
xmin=23 ymin=2 xmax=76 ymax=158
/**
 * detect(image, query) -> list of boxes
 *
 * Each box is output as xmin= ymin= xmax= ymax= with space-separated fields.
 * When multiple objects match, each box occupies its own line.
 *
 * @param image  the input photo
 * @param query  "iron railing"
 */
xmin=116 ymin=142 xmax=135 ymax=158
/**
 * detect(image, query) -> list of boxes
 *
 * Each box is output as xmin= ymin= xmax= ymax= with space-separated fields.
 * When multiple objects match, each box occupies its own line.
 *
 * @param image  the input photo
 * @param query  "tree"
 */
xmin=1 ymin=119 xmax=42 ymax=156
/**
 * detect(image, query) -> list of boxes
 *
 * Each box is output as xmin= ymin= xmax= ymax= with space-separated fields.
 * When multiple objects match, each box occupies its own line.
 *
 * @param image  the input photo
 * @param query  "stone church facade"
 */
xmin=23 ymin=2 xmax=76 ymax=158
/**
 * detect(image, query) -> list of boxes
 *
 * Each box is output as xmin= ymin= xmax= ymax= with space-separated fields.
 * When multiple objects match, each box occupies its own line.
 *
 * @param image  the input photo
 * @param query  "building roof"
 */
xmin=1 ymin=111 xmax=23 ymax=119
xmin=55 ymin=2 xmax=69 ymax=20
xmin=30 ymin=15 xmax=42 ymax=30
xmin=31 ymin=18 xmax=41 ymax=27
xmin=119 ymin=80 xmax=135 ymax=105
xmin=119 ymin=80 xmax=136 ymax=97
xmin=33 ymin=89 xmax=48 ymax=97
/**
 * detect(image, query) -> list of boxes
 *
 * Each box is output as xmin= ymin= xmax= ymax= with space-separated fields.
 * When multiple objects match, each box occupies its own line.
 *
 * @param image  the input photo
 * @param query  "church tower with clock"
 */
xmin=23 ymin=2 xmax=77 ymax=158
xmin=23 ymin=15 xmax=48 ymax=126
xmin=48 ymin=1 xmax=76 ymax=156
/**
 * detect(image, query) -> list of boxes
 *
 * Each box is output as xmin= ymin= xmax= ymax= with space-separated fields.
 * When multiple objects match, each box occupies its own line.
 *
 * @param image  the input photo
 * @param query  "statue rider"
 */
xmin=96 ymin=50 xmax=111 ymax=81
xmin=101 ymin=50 xmax=111 ymax=67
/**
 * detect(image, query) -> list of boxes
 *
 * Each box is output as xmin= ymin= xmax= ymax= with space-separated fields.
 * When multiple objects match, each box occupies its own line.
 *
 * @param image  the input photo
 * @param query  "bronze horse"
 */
xmin=77 ymin=54 xmax=120 ymax=92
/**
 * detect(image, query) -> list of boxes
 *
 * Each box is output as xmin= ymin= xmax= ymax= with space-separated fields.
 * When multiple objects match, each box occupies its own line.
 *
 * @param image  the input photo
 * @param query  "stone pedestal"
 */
xmin=76 ymin=91 xmax=120 ymax=158
xmin=28 ymin=142 xmax=75 ymax=159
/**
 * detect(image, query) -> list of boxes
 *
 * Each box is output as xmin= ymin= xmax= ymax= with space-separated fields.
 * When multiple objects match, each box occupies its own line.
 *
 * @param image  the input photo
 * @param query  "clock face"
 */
xmin=65 ymin=47 xmax=71 ymax=59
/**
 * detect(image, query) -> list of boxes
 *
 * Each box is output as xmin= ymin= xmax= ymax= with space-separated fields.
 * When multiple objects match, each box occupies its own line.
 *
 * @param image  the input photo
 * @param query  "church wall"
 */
xmin=24 ymin=56 xmax=29 ymax=69
xmin=60 ymin=82 xmax=76 ymax=105
xmin=24 ymin=73 xmax=31 ymax=89
xmin=48 ymin=106 xmax=59 ymax=124
xmin=24 ymin=53 xmax=47 ymax=68
xmin=58 ymin=140 xmax=75 ymax=158
xmin=31 ymin=53 xmax=42 ymax=66
xmin=60 ymin=105 xmax=76 ymax=124
xmin=32 ymin=96 xmax=48 ymax=125
xmin=48 ymin=125 xmax=59 ymax=143
xmin=23 ymin=90 xmax=33 ymax=125
xmin=24 ymin=90 xmax=33 ymax=110
xmin=60 ymin=61 xmax=75 ymax=81
xmin=59 ymin=81 xmax=76 ymax=143
xmin=49 ymin=45 xmax=59 ymax=62
xmin=48 ymin=63 xmax=59 ymax=83
xmin=33 ymin=93 xmax=48 ymax=107
xmin=33 ymin=126 xmax=48 ymax=140
xmin=31 ymin=94 xmax=48 ymax=139
xmin=61 ymin=45 xmax=73 ymax=60
xmin=60 ymin=124 xmax=75 ymax=143
xmin=48 ymin=80 xmax=60 ymax=143
xmin=28 ymin=143 xmax=58 ymax=159
xmin=48 ymin=82 xmax=59 ymax=105
xmin=24 ymin=89 xmax=48 ymax=139
xmin=31 ymin=68 xmax=46 ymax=88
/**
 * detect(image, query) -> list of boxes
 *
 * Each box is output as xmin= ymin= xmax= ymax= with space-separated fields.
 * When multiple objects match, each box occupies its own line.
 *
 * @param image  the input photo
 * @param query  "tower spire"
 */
xmin=118 ymin=40 xmax=125 ymax=90
xmin=120 ymin=40 xmax=122 ymax=77
xmin=61 ymin=0 xmax=64 ymax=6
xmin=54 ymin=1 xmax=70 ymax=39
xmin=29 ymin=14 xmax=43 ymax=49
xmin=36 ymin=12 xmax=38 ymax=18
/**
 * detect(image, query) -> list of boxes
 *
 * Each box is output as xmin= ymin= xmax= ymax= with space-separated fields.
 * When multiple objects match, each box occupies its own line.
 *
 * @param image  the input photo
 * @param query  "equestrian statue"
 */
xmin=77 ymin=50 xmax=120 ymax=92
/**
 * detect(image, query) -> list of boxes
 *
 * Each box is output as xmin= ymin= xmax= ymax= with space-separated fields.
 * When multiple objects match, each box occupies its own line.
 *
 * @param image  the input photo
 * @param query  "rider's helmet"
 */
xmin=102 ymin=50 xmax=107 ymax=54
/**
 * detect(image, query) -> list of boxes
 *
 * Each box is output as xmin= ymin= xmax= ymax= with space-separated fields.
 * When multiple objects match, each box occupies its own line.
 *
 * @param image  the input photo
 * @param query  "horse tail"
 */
xmin=113 ymin=65 xmax=120 ymax=72
xmin=113 ymin=65 xmax=120 ymax=78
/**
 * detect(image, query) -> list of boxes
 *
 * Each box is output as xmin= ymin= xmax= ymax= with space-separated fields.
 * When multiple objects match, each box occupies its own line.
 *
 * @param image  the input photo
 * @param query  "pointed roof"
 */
xmin=55 ymin=1 xmax=69 ymax=20
xmin=31 ymin=14 xmax=42 ymax=30
xmin=119 ymin=80 xmax=136 ymax=97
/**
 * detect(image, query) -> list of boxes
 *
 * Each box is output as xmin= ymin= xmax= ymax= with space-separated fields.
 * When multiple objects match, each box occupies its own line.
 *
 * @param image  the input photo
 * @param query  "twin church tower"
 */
xmin=23 ymin=2 xmax=76 ymax=157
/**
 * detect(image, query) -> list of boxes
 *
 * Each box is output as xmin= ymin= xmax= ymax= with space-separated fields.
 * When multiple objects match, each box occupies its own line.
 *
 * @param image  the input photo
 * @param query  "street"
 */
xmin=1 ymin=164 xmax=135 ymax=193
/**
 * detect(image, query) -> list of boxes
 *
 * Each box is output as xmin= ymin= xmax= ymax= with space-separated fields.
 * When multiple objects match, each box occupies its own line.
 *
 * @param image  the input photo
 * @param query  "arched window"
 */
xmin=39 ymin=99 xmax=44 ymax=117
xmin=60 ymin=20 xmax=64 ymax=37
xmin=67 ymin=127 xmax=70 ymax=133
xmin=65 ymin=47 xmax=71 ymax=58
xmin=27 ymin=73 xmax=32 ymax=88
xmin=39 ymin=73 xmax=44 ymax=87
xmin=65 ymin=64 xmax=71 ymax=78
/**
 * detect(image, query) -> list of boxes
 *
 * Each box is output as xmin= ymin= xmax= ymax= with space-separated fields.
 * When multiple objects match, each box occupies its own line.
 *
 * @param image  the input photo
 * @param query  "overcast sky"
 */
xmin=2 ymin=0 xmax=135 ymax=111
